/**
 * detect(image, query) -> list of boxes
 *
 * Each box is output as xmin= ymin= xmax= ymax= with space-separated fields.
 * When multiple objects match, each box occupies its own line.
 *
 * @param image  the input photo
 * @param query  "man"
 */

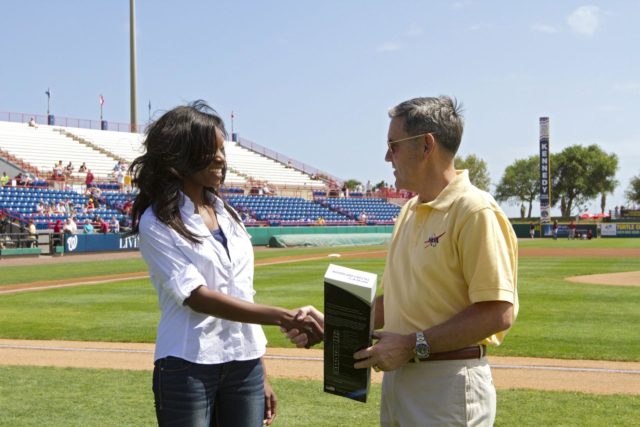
xmin=351 ymin=96 xmax=518 ymax=426
xmin=289 ymin=97 xmax=518 ymax=425
xmin=85 ymin=169 xmax=95 ymax=187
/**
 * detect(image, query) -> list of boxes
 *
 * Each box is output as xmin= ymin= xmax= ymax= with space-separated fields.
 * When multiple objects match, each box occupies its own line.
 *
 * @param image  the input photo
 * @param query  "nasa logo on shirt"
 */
xmin=424 ymin=232 xmax=446 ymax=248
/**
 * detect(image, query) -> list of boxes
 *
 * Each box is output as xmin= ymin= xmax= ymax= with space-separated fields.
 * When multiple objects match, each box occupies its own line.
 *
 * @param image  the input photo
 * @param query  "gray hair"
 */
xmin=388 ymin=96 xmax=464 ymax=155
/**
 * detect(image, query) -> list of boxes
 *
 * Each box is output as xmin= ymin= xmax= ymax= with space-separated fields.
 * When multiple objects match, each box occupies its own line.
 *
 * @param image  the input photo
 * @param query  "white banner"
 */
xmin=600 ymin=223 xmax=617 ymax=236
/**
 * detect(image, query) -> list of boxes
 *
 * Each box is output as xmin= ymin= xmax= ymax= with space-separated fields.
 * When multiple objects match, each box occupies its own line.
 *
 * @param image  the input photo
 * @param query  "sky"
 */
xmin=1 ymin=1 xmax=639 ymax=218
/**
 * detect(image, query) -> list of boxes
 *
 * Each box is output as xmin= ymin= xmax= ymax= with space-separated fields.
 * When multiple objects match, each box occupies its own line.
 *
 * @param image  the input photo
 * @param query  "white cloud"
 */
xmin=468 ymin=23 xmax=490 ymax=31
xmin=531 ymin=23 xmax=559 ymax=34
xmin=567 ymin=6 xmax=600 ymax=36
xmin=404 ymin=25 xmax=423 ymax=37
xmin=612 ymin=82 xmax=640 ymax=95
xmin=376 ymin=42 xmax=402 ymax=52
xmin=452 ymin=1 xmax=473 ymax=10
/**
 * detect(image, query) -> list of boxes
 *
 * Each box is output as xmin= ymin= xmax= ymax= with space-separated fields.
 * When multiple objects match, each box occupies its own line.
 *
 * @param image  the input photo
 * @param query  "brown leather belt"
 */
xmin=411 ymin=345 xmax=486 ymax=362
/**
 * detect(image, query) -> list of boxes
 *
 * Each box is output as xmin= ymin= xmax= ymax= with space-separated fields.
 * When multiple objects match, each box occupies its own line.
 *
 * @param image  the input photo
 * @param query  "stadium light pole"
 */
xmin=129 ymin=0 xmax=138 ymax=133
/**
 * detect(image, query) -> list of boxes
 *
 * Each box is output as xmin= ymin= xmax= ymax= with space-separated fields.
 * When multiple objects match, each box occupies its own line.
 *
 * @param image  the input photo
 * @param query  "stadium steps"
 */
xmin=55 ymin=129 xmax=127 ymax=163
xmin=0 ymin=148 xmax=38 ymax=175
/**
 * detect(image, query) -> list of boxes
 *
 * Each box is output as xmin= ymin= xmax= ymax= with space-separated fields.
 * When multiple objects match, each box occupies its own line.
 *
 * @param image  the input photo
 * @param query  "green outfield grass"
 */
xmin=1 ymin=245 xmax=639 ymax=359
xmin=1 ymin=241 xmax=639 ymax=426
xmin=518 ymin=237 xmax=640 ymax=249
xmin=0 ymin=366 xmax=638 ymax=427
xmin=0 ymin=245 xmax=388 ymax=287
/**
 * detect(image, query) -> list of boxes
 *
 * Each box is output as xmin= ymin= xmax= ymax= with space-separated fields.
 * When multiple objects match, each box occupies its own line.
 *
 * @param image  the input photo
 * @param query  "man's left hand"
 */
xmin=353 ymin=331 xmax=414 ymax=372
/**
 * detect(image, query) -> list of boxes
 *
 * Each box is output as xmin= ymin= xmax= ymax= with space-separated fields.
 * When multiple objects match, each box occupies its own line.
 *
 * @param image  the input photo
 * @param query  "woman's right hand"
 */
xmin=281 ymin=305 xmax=325 ymax=348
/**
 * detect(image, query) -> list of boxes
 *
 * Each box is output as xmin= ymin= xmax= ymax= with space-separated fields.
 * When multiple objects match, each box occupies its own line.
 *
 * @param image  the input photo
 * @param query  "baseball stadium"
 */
xmin=2 ymin=3 xmax=640 ymax=426
xmin=1 ymin=106 xmax=639 ymax=426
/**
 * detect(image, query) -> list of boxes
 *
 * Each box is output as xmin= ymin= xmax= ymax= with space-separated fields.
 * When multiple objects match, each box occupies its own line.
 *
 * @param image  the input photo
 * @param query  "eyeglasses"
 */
xmin=386 ymin=132 xmax=431 ymax=153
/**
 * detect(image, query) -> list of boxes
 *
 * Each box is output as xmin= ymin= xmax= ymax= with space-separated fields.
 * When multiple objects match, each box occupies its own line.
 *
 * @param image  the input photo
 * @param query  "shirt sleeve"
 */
xmin=139 ymin=216 xmax=206 ymax=304
xmin=458 ymin=207 xmax=517 ymax=304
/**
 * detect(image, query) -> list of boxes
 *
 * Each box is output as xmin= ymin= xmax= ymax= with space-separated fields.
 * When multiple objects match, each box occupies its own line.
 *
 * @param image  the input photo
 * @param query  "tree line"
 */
xmin=344 ymin=145 xmax=640 ymax=219
xmin=461 ymin=145 xmax=637 ymax=218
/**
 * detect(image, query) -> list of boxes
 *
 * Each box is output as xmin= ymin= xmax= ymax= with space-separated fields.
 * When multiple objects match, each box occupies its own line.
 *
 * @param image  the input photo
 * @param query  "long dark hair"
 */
xmin=129 ymin=100 xmax=241 ymax=243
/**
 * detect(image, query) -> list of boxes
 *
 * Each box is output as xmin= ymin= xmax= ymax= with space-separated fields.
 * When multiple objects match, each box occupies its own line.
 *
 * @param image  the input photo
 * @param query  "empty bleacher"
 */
xmin=316 ymin=197 xmax=401 ymax=223
xmin=225 ymin=142 xmax=325 ymax=188
xmin=228 ymin=195 xmax=354 ymax=225
xmin=0 ymin=121 xmax=119 ymax=178
xmin=61 ymin=127 xmax=145 ymax=162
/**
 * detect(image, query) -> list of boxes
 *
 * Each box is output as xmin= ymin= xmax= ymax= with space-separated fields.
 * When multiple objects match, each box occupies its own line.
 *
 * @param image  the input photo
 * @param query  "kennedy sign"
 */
xmin=539 ymin=117 xmax=551 ymax=223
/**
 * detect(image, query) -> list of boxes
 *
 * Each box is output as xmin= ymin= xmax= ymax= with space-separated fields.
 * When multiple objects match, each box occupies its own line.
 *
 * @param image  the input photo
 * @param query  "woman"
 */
xmin=129 ymin=101 xmax=322 ymax=427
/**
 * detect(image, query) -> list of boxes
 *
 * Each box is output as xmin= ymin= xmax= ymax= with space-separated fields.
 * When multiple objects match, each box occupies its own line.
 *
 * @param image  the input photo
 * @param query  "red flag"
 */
xmin=99 ymin=95 xmax=104 ymax=106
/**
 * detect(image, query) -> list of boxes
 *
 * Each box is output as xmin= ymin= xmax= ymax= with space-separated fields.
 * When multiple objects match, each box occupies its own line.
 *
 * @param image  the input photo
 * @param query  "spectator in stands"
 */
xmin=98 ymin=217 xmax=109 ymax=234
xmin=52 ymin=219 xmax=63 ymax=246
xmin=1 ymin=171 xmax=9 ymax=187
xmin=0 ymin=212 xmax=9 ymax=234
xmin=113 ymin=160 xmax=122 ymax=173
xmin=85 ymin=169 xmax=95 ymax=187
xmin=27 ymin=220 xmax=37 ymax=247
xmin=316 ymin=216 xmax=326 ymax=226
xmin=119 ymin=215 xmax=132 ymax=232
xmin=359 ymin=211 xmax=368 ymax=223
xmin=65 ymin=162 xmax=74 ymax=177
xmin=365 ymin=180 xmax=372 ymax=196
xmin=122 ymin=199 xmax=133 ymax=215
xmin=86 ymin=198 xmax=95 ymax=212
xmin=124 ymin=172 xmax=133 ymax=193
xmin=110 ymin=216 xmax=120 ymax=233
xmin=87 ymin=186 xmax=103 ymax=206
xmin=82 ymin=219 xmax=94 ymax=234
xmin=116 ymin=167 xmax=125 ymax=191
xmin=129 ymin=100 xmax=322 ymax=426
xmin=28 ymin=117 xmax=38 ymax=128
xmin=63 ymin=217 xmax=77 ymax=234
xmin=14 ymin=173 xmax=25 ymax=186
xmin=79 ymin=162 xmax=88 ymax=173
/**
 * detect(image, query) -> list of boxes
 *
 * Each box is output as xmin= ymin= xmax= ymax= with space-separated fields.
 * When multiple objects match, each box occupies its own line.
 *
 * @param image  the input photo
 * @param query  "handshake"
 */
xmin=280 ymin=305 xmax=325 ymax=348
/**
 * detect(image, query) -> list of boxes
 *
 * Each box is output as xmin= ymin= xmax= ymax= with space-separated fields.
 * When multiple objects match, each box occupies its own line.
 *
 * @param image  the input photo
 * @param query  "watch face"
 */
xmin=416 ymin=343 xmax=429 ymax=358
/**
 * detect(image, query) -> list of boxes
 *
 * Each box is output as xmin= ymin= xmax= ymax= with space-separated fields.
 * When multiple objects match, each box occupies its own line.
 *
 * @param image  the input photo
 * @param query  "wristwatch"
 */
xmin=414 ymin=331 xmax=430 ymax=361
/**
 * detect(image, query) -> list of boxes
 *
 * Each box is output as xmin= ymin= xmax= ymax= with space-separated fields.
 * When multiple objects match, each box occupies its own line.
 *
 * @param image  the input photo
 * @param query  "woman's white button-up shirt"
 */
xmin=139 ymin=192 xmax=267 ymax=364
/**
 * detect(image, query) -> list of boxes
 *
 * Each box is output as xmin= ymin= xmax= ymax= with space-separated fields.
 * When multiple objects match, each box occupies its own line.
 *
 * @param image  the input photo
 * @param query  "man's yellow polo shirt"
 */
xmin=382 ymin=170 xmax=518 ymax=346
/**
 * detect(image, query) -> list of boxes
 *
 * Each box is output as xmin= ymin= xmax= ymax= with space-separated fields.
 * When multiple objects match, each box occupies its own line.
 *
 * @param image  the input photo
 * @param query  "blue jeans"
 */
xmin=153 ymin=357 xmax=264 ymax=427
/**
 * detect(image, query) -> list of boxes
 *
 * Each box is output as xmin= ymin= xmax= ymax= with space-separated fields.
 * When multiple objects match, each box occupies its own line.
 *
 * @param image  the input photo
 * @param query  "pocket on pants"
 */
xmin=153 ymin=357 xmax=194 ymax=414
xmin=465 ymin=363 xmax=496 ymax=426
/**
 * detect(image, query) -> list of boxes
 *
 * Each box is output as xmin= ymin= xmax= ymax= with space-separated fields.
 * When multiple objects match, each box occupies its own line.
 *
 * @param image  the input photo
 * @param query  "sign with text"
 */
xmin=64 ymin=233 xmax=139 ymax=253
xmin=324 ymin=264 xmax=377 ymax=403
xmin=539 ymin=117 xmax=551 ymax=223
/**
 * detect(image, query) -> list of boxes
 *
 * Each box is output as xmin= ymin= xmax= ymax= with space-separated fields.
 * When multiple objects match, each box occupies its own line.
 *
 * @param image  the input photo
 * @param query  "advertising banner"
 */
xmin=64 ymin=234 xmax=139 ymax=253
xmin=539 ymin=117 xmax=551 ymax=223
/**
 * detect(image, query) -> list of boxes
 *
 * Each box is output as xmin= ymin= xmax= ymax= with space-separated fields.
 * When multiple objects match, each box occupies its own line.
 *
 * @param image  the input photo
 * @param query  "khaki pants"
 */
xmin=380 ymin=358 xmax=495 ymax=427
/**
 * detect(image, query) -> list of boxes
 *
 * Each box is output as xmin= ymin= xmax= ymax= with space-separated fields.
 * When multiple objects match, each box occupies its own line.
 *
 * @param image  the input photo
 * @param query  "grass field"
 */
xmin=1 ymin=240 xmax=639 ymax=425
xmin=1 ymin=366 xmax=639 ymax=427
